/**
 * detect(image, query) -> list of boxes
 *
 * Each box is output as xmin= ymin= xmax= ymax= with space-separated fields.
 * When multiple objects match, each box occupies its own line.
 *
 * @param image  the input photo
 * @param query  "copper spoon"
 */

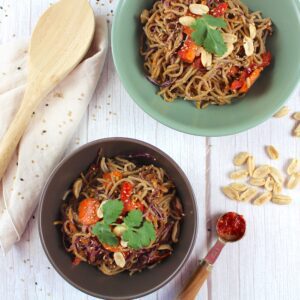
xmin=178 ymin=212 xmax=246 ymax=300
xmin=0 ymin=0 xmax=95 ymax=180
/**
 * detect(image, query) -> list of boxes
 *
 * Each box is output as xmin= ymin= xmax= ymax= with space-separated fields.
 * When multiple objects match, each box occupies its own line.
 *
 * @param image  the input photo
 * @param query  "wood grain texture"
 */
xmin=0 ymin=1 xmax=300 ymax=300
xmin=178 ymin=261 xmax=212 ymax=300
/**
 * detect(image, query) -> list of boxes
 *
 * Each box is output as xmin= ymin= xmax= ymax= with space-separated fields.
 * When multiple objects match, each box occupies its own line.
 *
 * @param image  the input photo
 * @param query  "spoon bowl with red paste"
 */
xmin=217 ymin=212 xmax=246 ymax=242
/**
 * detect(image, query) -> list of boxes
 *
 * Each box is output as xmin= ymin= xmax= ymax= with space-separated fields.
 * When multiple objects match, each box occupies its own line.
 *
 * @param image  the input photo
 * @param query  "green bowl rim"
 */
xmin=112 ymin=0 xmax=300 ymax=137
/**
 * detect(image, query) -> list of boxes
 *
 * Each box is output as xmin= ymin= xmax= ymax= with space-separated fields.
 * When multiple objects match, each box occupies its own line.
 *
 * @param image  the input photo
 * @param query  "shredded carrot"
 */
xmin=103 ymin=171 xmax=123 ymax=187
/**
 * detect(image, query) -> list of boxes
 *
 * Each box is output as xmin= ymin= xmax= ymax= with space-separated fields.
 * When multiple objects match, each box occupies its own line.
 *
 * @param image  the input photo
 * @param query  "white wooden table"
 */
xmin=1 ymin=1 xmax=300 ymax=299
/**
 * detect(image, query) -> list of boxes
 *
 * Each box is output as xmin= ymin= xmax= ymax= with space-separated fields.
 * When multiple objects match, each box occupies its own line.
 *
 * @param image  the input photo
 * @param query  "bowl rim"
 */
xmin=38 ymin=137 xmax=198 ymax=299
xmin=111 ymin=0 xmax=300 ymax=137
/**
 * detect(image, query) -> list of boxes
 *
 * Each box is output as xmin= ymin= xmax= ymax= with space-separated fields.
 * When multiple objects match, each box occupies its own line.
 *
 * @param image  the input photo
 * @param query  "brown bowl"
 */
xmin=38 ymin=138 xmax=198 ymax=299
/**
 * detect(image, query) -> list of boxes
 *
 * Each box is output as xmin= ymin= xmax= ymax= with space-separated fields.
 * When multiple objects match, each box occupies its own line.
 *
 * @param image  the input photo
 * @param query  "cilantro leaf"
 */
xmin=202 ymin=15 xmax=227 ymax=28
xmin=203 ymin=27 xmax=227 ymax=56
xmin=122 ymin=228 xmax=143 ymax=249
xmin=103 ymin=199 xmax=124 ymax=224
xmin=122 ymin=220 xmax=156 ymax=249
xmin=124 ymin=210 xmax=143 ymax=228
xmin=138 ymin=221 xmax=156 ymax=247
xmin=191 ymin=19 xmax=207 ymax=46
xmin=92 ymin=222 xmax=118 ymax=246
xmin=188 ymin=14 xmax=227 ymax=56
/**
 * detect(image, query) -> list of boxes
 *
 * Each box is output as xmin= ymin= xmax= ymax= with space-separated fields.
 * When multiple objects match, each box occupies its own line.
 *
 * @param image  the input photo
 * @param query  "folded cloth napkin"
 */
xmin=0 ymin=16 xmax=108 ymax=254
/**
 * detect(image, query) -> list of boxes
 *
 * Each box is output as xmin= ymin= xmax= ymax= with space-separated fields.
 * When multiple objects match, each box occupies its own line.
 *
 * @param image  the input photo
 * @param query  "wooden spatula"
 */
xmin=0 ymin=0 xmax=95 ymax=180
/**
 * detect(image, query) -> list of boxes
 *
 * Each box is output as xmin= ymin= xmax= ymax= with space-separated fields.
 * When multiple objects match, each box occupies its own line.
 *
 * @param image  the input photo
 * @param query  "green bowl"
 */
xmin=112 ymin=0 xmax=300 ymax=136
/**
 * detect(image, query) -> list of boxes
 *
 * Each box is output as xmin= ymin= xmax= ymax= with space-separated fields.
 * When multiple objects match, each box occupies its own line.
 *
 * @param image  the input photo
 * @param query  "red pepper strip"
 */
xmin=230 ymin=69 xmax=249 ymax=91
xmin=230 ymin=80 xmax=243 ymax=91
xmin=261 ymin=51 xmax=272 ymax=68
xmin=178 ymin=38 xmax=198 ymax=63
xmin=102 ymin=244 xmax=122 ymax=253
xmin=228 ymin=66 xmax=239 ymax=77
xmin=210 ymin=3 xmax=228 ymax=17
xmin=239 ymin=68 xmax=263 ymax=93
xmin=72 ymin=257 xmax=82 ymax=266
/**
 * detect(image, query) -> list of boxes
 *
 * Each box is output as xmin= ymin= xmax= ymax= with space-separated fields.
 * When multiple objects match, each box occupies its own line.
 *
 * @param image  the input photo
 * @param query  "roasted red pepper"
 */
xmin=210 ymin=3 xmax=228 ymax=17
xmin=124 ymin=200 xmax=144 ymax=212
xmin=72 ymin=257 xmax=82 ymax=266
xmin=102 ymin=244 xmax=123 ymax=253
xmin=239 ymin=68 xmax=263 ymax=93
xmin=120 ymin=182 xmax=144 ymax=212
xmin=178 ymin=38 xmax=198 ymax=63
xmin=230 ymin=66 xmax=263 ymax=93
xmin=103 ymin=171 xmax=123 ymax=187
xmin=193 ymin=57 xmax=204 ymax=70
xmin=261 ymin=51 xmax=272 ymax=67
xmin=228 ymin=66 xmax=239 ymax=77
xmin=230 ymin=69 xmax=249 ymax=91
xmin=78 ymin=198 xmax=100 ymax=225
xmin=120 ymin=182 xmax=133 ymax=201
xmin=182 ymin=25 xmax=194 ymax=36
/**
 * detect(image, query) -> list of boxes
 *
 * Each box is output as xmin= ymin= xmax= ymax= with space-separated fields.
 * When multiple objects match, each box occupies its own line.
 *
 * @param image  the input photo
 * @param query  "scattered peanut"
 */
xmin=253 ymin=165 xmax=270 ymax=179
xmin=179 ymin=16 xmax=196 ymax=26
xmin=287 ymin=159 xmax=299 ymax=175
xmin=272 ymin=194 xmax=292 ymax=205
xmin=230 ymin=182 xmax=248 ymax=192
xmin=273 ymin=106 xmax=289 ymax=118
xmin=247 ymin=156 xmax=255 ymax=176
xmin=233 ymin=152 xmax=250 ymax=166
xmin=230 ymin=170 xmax=249 ymax=180
xmin=222 ymin=186 xmax=240 ymax=201
xmin=253 ymin=192 xmax=272 ymax=206
xmin=266 ymin=145 xmax=279 ymax=160
xmin=286 ymin=172 xmax=300 ymax=189
xmin=189 ymin=3 xmax=209 ymax=15
xmin=240 ymin=187 xmax=258 ymax=202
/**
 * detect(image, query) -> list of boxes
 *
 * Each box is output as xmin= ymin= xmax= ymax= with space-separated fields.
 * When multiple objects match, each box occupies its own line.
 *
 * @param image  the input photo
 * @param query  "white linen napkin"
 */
xmin=0 ymin=16 xmax=108 ymax=254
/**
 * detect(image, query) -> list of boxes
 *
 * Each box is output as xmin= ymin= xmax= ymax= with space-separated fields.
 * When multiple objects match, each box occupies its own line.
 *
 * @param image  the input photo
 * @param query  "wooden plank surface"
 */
xmin=0 ymin=1 xmax=299 ymax=300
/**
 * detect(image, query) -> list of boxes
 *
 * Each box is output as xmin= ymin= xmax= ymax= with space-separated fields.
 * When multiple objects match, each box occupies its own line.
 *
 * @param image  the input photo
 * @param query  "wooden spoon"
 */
xmin=178 ymin=212 xmax=246 ymax=300
xmin=0 ymin=0 xmax=95 ymax=180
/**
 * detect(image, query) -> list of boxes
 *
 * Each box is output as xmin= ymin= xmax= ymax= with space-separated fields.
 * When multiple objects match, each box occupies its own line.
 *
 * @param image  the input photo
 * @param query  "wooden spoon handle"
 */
xmin=177 ymin=260 xmax=212 ymax=300
xmin=0 ymin=87 xmax=41 ymax=180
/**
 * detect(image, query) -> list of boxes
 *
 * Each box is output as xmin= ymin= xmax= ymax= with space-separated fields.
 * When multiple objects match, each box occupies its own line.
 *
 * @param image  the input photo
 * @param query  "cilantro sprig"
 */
xmin=122 ymin=210 xmax=156 ymax=249
xmin=190 ymin=15 xmax=227 ymax=56
xmin=92 ymin=199 xmax=124 ymax=246
xmin=92 ymin=200 xmax=156 ymax=249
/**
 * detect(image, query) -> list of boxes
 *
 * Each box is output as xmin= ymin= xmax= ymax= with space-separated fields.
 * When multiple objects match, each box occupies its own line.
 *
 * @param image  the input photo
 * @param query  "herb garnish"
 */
xmin=92 ymin=200 xmax=156 ymax=249
xmin=190 ymin=15 xmax=227 ymax=56
xmin=122 ymin=210 xmax=156 ymax=249
xmin=92 ymin=200 xmax=123 ymax=246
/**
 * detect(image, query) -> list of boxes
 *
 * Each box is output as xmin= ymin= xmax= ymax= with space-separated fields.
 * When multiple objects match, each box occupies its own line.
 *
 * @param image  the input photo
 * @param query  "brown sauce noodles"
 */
xmin=60 ymin=154 xmax=184 ymax=275
xmin=140 ymin=0 xmax=272 ymax=108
